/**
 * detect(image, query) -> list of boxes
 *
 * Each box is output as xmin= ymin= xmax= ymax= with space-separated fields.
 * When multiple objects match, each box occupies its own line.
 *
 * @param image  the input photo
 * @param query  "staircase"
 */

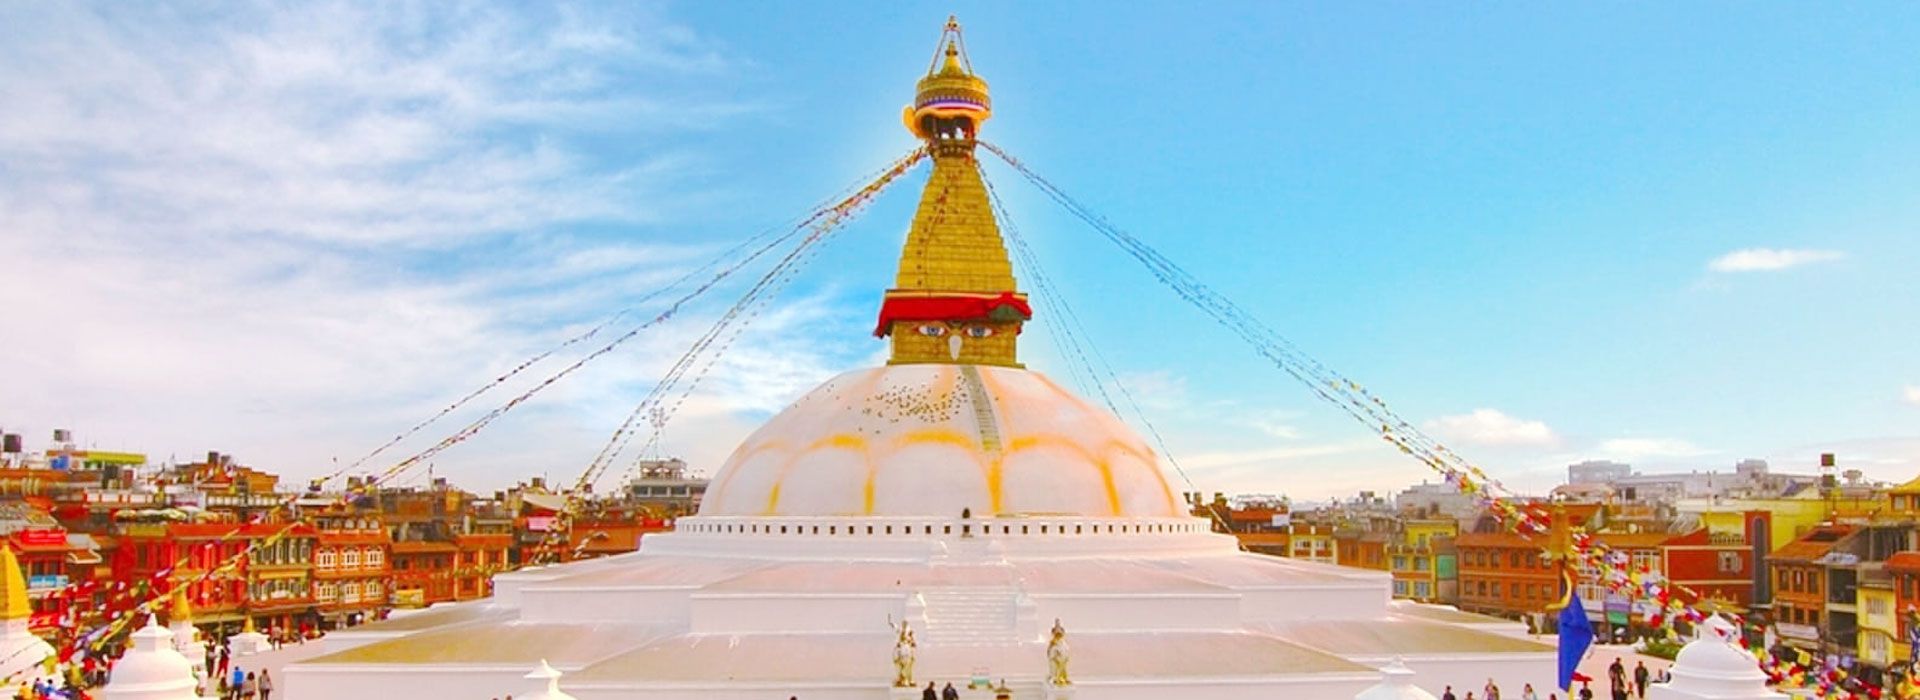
xmin=920 ymin=587 xmax=1017 ymax=646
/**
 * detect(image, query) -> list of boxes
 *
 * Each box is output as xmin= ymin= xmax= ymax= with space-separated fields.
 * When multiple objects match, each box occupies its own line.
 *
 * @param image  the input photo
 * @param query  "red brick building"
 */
xmin=1661 ymin=526 xmax=1755 ymax=609
xmin=1456 ymin=531 xmax=1561 ymax=621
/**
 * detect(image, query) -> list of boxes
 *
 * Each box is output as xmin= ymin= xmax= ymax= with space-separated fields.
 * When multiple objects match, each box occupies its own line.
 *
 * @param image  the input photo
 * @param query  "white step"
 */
xmin=920 ymin=588 xmax=1018 ymax=646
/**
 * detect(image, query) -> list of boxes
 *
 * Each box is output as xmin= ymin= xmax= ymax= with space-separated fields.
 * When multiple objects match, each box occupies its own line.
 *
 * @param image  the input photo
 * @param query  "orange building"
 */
xmin=1456 ymin=531 xmax=1561 ymax=623
xmin=453 ymin=532 xmax=512 ymax=600
xmin=1334 ymin=529 xmax=1388 ymax=571
xmin=313 ymin=511 xmax=391 ymax=627
xmin=1769 ymin=525 xmax=1853 ymax=651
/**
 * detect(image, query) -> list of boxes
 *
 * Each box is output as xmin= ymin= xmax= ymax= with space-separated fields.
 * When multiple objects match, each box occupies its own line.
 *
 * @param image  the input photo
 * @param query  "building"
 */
xmin=284 ymin=23 xmax=1557 ymax=698
xmin=623 ymin=458 xmax=707 ymax=517
xmin=1885 ymin=552 xmax=1920 ymax=671
xmin=1457 ymin=531 xmax=1561 ymax=627
xmin=312 ymin=509 xmax=391 ymax=628
xmin=1660 ymin=524 xmax=1757 ymax=610
xmin=1388 ymin=519 xmax=1458 ymax=603
xmin=1768 ymin=525 xmax=1852 ymax=655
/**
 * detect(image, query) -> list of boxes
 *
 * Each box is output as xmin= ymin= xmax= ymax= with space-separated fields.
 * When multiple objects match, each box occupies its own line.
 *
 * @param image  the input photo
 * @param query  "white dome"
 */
xmin=702 ymin=364 xmax=1180 ymax=517
xmin=0 ymin=620 xmax=55 ymax=686
xmin=101 ymin=622 xmax=199 ymax=700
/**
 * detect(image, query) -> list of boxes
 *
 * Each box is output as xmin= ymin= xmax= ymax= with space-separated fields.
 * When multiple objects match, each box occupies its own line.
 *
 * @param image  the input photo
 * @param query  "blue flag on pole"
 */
xmin=1558 ymin=591 xmax=1595 ymax=691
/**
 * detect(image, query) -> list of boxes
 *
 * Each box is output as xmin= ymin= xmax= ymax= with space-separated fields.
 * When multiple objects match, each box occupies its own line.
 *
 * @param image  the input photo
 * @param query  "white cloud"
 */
xmin=1596 ymin=438 xmax=1713 ymax=460
xmin=1707 ymin=248 xmax=1845 ymax=273
xmin=0 ymin=2 xmax=864 ymax=493
xmin=1905 ymin=386 xmax=1920 ymax=407
xmin=1425 ymin=409 xmax=1559 ymax=447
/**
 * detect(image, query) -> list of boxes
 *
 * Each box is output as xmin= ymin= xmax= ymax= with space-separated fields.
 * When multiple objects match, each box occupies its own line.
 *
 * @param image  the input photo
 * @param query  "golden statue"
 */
xmin=1047 ymin=618 xmax=1071 ymax=686
xmin=892 ymin=618 xmax=918 ymax=687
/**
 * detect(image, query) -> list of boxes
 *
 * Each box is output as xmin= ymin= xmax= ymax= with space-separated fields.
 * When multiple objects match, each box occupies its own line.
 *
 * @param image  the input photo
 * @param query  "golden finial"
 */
xmin=0 ymin=545 xmax=29 ymax=621
xmin=905 ymin=16 xmax=990 ymax=142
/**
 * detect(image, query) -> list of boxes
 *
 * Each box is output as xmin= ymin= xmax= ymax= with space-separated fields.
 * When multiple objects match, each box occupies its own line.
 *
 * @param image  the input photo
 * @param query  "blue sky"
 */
xmin=3 ymin=2 xmax=1917 ymax=500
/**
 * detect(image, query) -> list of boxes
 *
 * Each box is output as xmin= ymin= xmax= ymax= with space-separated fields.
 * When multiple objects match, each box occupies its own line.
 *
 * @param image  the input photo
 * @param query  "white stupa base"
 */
xmin=231 ymin=631 xmax=271 ymax=656
xmin=284 ymin=524 xmax=1555 ymax=700
xmin=1043 ymin=684 xmax=1076 ymax=700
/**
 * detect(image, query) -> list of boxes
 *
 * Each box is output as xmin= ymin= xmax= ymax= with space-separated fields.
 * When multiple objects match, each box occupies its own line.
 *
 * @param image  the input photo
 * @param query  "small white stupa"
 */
xmin=1647 ymin=616 xmax=1785 ymax=700
xmin=0 ymin=545 xmax=57 ymax=688
xmin=1356 ymin=659 xmax=1441 ymax=700
xmin=520 ymin=660 xmax=577 ymax=700
xmin=100 ymin=620 xmax=201 ymax=700
xmin=230 ymin=615 xmax=270 ymax=656
xmin=166 ymin=590 xmax=198 ymax=654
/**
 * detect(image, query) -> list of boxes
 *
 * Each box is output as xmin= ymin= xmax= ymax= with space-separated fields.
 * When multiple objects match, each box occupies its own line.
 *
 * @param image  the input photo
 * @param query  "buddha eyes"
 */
xmin=914 ymin=323 xmax=993 ymax=338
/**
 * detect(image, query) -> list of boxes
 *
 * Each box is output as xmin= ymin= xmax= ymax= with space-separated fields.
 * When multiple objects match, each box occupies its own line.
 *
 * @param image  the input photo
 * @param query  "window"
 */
xmin=317 ymin=582 xmax=338 ymax=602
xmin=1414 ymin=557 xmax=1429 ymax=572
xmin=366 ymin=548 xmax=383 ymax=566
xmin=1393 ymin=580 xmax=1408 ymax=596
xmin=1392 ymin=556 xmax=1407 ymax=571
xmin=317 ymin=550 xmax=336 ymax=570
xmin=343 ymin=549 xmax=360 ymax=568
xmin=1870 ymin=597 xmax=1891 ymax=617
xmin=366 ymin=581 xmax=382 ymax=600
xmin=342 ymin=582 xmax=360 ymax=603
xmin=1415 ymin=581 xmax=1431 ymax=598
xmin=1718 ymin=552 xmax=1742 ymax=574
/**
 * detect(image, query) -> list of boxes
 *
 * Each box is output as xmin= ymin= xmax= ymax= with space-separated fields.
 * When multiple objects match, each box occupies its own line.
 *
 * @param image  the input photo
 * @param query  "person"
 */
xmin=1485 ymin=678 xmax=1501 ymax=700
xmin=216 ymin=675 xmax=229 ymax=700
xmin=1443 ymin=685 xmax=1457 ymax=700
xmin=1522 ymin=683 xmax=1538 ymax=700
xmin=217 ymin=646 xmax=231 ymax=679
xmin=1465 ymin=693 xmax=1477 ymax=700
xmin=942 ymin=681 xmax=960 ymax=700
xmin=230 ymin=666 xmax=244 ymax=700
xmin=921 ymin=681 xmax=937 ymax=700
xmin=241 ymin=671 xmax=257 ymax=700
xmin=1633 ymin=661 xmax=1649 ymax=698
xmin=260 ymin=669 xmax=274 ymax=700
xmin=1578 ymin=680 xmax=1594 ymax=700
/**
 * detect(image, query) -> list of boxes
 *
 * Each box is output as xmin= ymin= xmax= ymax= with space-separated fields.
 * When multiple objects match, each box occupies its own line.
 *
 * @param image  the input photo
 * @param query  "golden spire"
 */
xmin=0 ymin=545 xmax=29 ymax=621
xmin=169 ymin=586 xmax=194 ymax=627
xmin=877 ymin=17 xmax=1030 ymax=367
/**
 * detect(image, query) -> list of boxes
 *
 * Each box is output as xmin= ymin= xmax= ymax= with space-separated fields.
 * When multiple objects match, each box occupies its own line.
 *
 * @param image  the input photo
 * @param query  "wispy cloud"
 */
xmin=0 ymin=2 xmax=851 ymax=491
xmin=1707 ymin=248 xmax=1845 ymax=273
xmin=1906 ymin=386 xmax=1920 ymax=407
xmin=1425 ymin=409 xmax=1559 ymax=447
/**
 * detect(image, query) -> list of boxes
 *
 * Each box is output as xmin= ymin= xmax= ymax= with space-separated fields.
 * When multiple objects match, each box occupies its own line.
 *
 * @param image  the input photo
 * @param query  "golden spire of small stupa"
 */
xmin=169 ymin=586 xmax=194 ymax=627
xmin=877 ymin=17 xmax=1030 ymax=367
xmin=0 ymin=545 xmax=30 ymax=621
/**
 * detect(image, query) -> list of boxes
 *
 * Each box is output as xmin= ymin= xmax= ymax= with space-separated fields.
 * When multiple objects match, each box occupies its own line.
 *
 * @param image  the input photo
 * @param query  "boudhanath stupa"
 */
xmin=284 ymin=19 xmax=1556 ymax=700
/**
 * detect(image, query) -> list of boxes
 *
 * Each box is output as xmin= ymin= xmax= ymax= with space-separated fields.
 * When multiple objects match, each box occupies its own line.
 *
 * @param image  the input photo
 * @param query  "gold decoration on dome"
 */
xmin=879 ymin=17 xmax=1032 ymax=368
xmin=0 ymin=545 xmax=29 ymax=621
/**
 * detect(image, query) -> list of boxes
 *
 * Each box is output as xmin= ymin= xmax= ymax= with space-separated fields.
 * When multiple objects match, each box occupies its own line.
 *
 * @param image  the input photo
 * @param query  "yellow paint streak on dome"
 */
xmin=1023 ymin=372 xmax=1181 ymax=515
xmin=1005 ymin=435 xmax=1120 ymax=516
xmin=876 ymin=427 xmax=998 ymax=515
xmin=767 ymin=433 xmax=870 ymax=515
xmin=708 ymin=438 xmax=790 ymax=511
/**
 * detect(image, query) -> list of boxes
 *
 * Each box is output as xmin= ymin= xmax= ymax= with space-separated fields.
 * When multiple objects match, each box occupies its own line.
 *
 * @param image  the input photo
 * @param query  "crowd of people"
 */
xmin=1437 ymin=657 xmax=1670 ymax=700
